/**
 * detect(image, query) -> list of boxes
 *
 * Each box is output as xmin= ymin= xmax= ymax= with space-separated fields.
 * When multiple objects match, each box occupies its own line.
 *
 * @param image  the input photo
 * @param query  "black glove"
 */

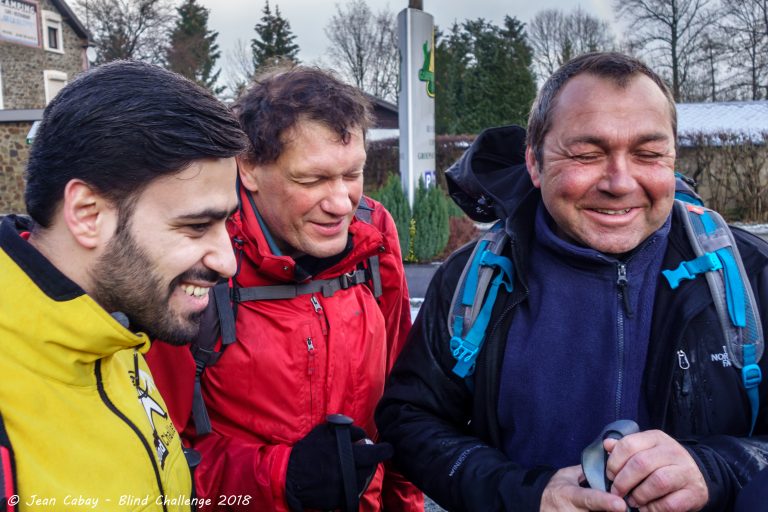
xmin=285 ymin=421 xmax=393 ymax=511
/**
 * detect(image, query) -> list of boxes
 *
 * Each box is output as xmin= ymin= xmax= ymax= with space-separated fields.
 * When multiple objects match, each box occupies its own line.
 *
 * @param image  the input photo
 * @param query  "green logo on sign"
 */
xmin=418 ymin=37 xmax=435 ymax=98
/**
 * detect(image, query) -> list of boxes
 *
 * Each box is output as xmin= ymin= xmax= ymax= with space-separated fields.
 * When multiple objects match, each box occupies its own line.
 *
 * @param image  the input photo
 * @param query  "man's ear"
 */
xmin=237 ymin=156 xmax=260 ymax=192
xmin=525 ymin=146 xmax=542 ymax=189
xmin=61 ymin=179 xmax=117 ymax=250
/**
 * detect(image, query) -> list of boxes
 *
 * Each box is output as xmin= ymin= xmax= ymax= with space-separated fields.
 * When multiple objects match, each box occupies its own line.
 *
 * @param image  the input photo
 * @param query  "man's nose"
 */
xmin=321 ymin=179 xmax=355 ymax=216
xmin=204 ymin=224 xmax=237 ymax=278
xmin=597 ymin=154 xmax=638 ymax=196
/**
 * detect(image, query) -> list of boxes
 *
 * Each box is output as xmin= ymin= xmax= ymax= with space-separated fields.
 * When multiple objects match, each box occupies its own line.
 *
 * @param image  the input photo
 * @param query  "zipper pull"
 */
xmin=617 ymin=263 xmax=633 ymax=318
xmin=306 ymin=337 xmax=315 ymax=376
xmin=310 ymin=295 xmax=322 ymax=313
xmin=310 ymin=295 xmax=328 ymax=335
xmin=677 ymin=349 xmax=690 ymax=370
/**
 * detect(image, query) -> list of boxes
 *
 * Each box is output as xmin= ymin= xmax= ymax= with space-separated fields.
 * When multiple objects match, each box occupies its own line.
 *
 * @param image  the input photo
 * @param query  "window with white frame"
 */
xmin=43 ymin=70 xmax=67 ymax=104
xmin=42 ymin=10 xmax=64 ymax=53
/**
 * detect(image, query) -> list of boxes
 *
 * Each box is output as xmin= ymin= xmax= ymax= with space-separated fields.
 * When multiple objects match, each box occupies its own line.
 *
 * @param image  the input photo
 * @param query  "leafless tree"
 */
xmin=528 ymin=7 xmax=614 ymax=82
xmin=720 ymin=0 xmax=768 ymax=100
xmin=614 ymin=0 xmax=716 ymax=101
xmin=324 ymin=0 xmax=399 ymax=101
xmin=528 ymin=9 xmax=567 ymax=78
xmin=76 ymin=0 xmax=176 ymax=65
xmin=222 ymin=39 xmax=256 ymax=100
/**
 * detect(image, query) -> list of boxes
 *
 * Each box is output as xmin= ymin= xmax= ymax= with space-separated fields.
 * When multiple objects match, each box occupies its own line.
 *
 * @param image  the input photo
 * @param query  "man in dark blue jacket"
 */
xmin=376 ymin=52 xmax=768 ymax=511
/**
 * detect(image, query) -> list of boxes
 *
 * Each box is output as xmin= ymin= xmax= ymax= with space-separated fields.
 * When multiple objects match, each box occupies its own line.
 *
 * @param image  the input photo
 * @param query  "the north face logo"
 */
xmin=711 ymin=346 xmax=732 ymax=367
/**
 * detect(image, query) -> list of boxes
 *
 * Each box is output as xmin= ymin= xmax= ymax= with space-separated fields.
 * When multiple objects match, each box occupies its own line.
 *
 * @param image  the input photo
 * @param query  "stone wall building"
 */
xmin=0 ymin=0 xmax=89 ymax=214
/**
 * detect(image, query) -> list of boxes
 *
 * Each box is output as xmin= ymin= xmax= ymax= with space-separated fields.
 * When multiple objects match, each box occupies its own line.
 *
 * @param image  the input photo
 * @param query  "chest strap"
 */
xmin=232 ymin=267 xmax=376 ymax=302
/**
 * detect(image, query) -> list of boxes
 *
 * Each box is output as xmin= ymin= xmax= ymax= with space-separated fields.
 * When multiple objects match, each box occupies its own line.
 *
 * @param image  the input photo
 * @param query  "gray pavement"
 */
xmin=404 ymin=263 xmax=441 ymax=299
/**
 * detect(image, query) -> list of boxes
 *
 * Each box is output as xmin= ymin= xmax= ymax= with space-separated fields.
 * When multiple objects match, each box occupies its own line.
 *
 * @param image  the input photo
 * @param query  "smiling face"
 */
xmin=240 ymin=120 xmax=366 ymax=259
xmin=526 ymin=73 xmax=677 ymax=255
xmin=89 ymin=158 xmax=238 ymax=344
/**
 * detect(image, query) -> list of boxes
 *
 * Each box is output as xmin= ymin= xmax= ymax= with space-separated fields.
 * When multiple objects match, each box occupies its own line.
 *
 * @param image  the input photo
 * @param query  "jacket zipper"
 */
xmin=615 ymin=262 xmax=629 ymax=419
xmin=310 ymin=294 xmax=328 ymax=335
xmin=306 ymin=336 xmax=316 ymax=420
xmin=95 ymin=359 xmax=169 ymax=512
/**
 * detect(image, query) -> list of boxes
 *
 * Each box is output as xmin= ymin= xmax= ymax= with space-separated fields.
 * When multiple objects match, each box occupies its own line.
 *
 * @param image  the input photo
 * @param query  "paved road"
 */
xmin=404 ymin=263 xmax=440 ymax=299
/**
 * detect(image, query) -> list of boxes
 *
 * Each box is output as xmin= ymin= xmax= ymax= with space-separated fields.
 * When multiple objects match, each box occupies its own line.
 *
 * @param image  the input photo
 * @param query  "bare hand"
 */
xmin=604 ymin=430 xmax=708 ymax=511
xmin=540 ymin=465 xmax=628 ymax=511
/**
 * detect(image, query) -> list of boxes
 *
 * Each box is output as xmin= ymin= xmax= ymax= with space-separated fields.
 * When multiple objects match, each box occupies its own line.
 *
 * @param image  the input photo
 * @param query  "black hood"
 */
xmin=445 ymin=125 xmax=536 ymax=223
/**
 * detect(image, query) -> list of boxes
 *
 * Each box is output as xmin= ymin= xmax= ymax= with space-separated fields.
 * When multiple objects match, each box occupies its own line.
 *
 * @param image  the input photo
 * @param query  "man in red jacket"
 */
xmin=147 ymin=66 xmax=422 ymax=512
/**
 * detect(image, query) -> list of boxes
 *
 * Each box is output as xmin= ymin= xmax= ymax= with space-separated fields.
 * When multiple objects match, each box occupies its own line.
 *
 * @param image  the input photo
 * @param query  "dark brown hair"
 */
xmin=26 ymin=60 xmax=248 ymax=228
xmin=234 ymin=65 xmax=374 ymax=165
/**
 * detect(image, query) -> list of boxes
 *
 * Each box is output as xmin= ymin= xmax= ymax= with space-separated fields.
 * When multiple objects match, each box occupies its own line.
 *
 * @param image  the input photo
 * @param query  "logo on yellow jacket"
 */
xmin=132 ymin=368 xmax=173 ymax=468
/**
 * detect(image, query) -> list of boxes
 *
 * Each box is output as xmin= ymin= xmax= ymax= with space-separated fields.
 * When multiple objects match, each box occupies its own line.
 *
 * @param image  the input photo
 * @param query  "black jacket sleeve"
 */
xmin=375 ymin=247 xmax=554 ymax=512
xmin=683 ymin=229 xmax=768 ymax=510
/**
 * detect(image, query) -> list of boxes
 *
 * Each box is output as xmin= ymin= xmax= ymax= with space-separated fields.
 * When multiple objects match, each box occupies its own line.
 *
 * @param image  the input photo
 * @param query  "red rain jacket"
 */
xmin=147 ymin=193 xmax=422 ymax=511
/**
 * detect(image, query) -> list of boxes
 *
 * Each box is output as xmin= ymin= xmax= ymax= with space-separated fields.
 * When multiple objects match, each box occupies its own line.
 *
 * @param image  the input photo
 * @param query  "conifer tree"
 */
xmin=412 ymin=178 xmax=450 ymax=262
xmin=166 ymin=0 xmax=222 ymax=93
xmin=370 ymin=174 xmax=411 ymax=257
xmin=252 ymin=1 xmax=300 ymax=70
xmin=435 ymin=16 xmax=536 ymax=134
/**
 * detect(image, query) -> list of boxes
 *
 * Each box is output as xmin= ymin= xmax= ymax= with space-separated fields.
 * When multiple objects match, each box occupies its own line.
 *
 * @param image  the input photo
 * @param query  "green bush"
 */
xmin=369 ymin=173 xmax=411 ymax=255
xmin=412 ymin=177 xmax=450 ymax=262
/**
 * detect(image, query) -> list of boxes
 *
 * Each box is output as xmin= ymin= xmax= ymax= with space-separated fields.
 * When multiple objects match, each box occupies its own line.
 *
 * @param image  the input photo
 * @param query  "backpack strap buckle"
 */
xmin=450 ymin=336 xmax=480 ymax=377
xmin=662 ymin=252 xmax=722 ymax=289
xmin=742 ymin=363 xmax=762 ymax=389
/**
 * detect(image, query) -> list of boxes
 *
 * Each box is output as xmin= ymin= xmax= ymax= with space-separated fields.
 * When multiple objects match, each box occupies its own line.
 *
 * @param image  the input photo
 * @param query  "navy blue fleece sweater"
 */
xmin=498 ymin=204 xmax=671 ymax=468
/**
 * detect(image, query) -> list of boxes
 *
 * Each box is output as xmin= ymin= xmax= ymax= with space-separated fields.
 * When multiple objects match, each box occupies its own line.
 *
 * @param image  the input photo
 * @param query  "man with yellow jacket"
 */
xmin=0 ymin=61 xmax=248 ymax=511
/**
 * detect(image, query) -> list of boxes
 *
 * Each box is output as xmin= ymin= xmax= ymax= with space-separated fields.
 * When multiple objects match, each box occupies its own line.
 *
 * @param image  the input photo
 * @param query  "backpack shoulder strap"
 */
xmin=662 ymin=198 xmax=764 ymax=435
xmin=355 ymin=195 xmax=374 ymax=223
xmin=189 ymin=198 xmax=385 ymax=434
xmin=447 ymin=221 xmax=514 ymax=378
xmin=355 ymin=196 xmax=383 ymax=298
xmin=190 ymin=280 xmax=236 ymax=436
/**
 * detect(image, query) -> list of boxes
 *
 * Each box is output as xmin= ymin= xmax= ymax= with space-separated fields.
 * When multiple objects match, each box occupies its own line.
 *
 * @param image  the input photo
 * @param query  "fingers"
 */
xmin=634 ymin=488 xmax=704 ymax=512
xmin=603 ymin=430 xmax=708 ymax=511
xmin=541 ymin=466 xmax=627 ymax=512
xmin=352 ymin=441 xmax=393 ymax=466
xmin=348 ymin=425 xmax=368 ymax=442
xmin=605 ymin=430 xmax=676 ymax=484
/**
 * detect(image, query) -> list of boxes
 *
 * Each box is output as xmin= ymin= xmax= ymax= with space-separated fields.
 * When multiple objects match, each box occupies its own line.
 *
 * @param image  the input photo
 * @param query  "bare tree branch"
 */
xmin=324 ymin=0 xmax=399 ymax=101
xmin=614 ymin=0 xmax=716 ymax=101
xmin=527 ymin=7 xmax=614 ymax=83
xmin=76 ymin=0 xmax=176 ymax=65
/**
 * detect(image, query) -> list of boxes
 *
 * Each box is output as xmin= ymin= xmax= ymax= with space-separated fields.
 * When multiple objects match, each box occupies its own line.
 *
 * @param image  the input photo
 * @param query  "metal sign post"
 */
xmin=398 ymin=6 xmax=435 ymax=207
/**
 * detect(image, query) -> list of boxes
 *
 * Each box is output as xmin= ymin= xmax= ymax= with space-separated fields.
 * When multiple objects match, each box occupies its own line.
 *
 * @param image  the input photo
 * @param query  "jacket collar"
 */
xmin=0 ymin=215 xmax=150 ymax=379
xmin=232 ymin=186 xmax=386 ymax=285
xmin=1 ymin=215 xmax=84 ymax=302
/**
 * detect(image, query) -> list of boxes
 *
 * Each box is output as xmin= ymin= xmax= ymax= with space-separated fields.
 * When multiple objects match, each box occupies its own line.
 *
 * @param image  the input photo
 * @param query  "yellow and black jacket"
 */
xmin=0 ymin=216 xmax=193 ymax=511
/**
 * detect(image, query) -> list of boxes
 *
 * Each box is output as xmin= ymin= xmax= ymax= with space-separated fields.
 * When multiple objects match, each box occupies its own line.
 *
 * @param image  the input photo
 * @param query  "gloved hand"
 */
xmin=285 ymin=422 xmax=393 ymax=511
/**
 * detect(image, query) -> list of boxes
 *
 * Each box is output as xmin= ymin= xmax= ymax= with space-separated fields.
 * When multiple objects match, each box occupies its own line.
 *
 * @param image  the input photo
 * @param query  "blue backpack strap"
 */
xmin=663 ymin=199 xmax=764 ymax=435
xmin=448 ymin=222 xmax=514 ymax=378
xmin=673 ymin=172 xmax=704 ymax=206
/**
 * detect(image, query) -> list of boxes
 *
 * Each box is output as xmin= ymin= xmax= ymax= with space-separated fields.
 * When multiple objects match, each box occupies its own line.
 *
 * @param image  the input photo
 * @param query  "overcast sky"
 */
xmin=197 ymin=0 xmax=618 ymax=77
